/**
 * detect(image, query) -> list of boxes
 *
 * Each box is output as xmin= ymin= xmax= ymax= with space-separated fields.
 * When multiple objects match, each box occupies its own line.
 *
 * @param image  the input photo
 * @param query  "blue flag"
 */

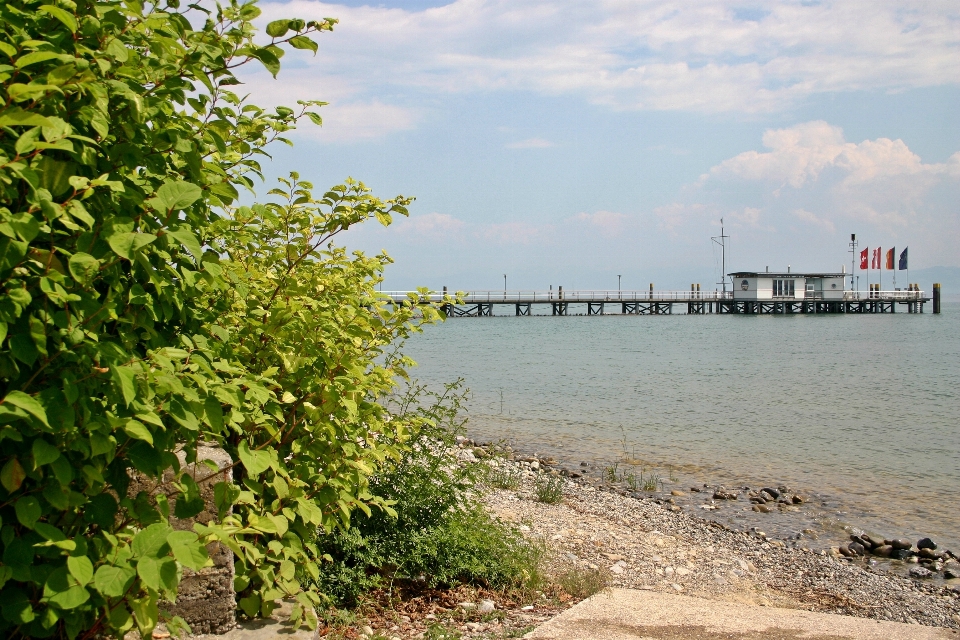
xmin=898 ymin=247 xmax=908 ymax=270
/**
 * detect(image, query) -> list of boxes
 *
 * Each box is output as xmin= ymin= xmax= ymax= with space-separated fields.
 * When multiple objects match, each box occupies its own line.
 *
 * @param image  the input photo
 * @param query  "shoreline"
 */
xmin=462 ymin=432 xmax=960 ymax=576
xmin=478 ymin=451 xmax=960 ymax=631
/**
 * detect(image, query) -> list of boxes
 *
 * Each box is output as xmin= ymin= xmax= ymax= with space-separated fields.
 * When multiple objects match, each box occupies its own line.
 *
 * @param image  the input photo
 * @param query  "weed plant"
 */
xmin=310 ymin=381 xmax=547 ymax=606
xmin=487 ymin=462 xmax=523 ymax=490
xmin=533 ymin=474 xmax=564 ymax=504
xmin=555 ymin=565 xmax=610 ymax=599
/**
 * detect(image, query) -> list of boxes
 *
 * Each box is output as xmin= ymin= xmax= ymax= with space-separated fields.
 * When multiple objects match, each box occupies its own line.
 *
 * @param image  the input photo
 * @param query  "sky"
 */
xmin=241 ymin=0 xmax=960 ymax=291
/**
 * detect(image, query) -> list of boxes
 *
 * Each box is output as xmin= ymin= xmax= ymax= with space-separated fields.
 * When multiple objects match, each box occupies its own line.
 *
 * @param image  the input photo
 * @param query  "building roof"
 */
xmin=728 ymin=271 xmax=846 ymax=278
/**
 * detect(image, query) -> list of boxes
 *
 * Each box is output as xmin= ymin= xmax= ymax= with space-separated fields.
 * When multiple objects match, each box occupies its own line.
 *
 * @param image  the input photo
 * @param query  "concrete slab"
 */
xmin=524 ymin=589 xmax=959 ymax=640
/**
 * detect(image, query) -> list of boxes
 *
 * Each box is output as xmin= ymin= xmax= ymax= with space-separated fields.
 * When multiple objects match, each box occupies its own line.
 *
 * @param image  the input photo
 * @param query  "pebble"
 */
xmin=890 ymin=538 xmax=913 ymax=550
xmin=459 ymin=602 xmax=476 ymax=610
xmin=909 ymin=566 xmax=933 ymax=579
xmin=481 ymin=456 xmax=960 ymax=632
xmin=918 ymin=538 xmax=938 ymax=550
xmin=479 ymin=599 xmax=496 ymax=613
xmin=361 ymin=625 xmax=374 ymax=636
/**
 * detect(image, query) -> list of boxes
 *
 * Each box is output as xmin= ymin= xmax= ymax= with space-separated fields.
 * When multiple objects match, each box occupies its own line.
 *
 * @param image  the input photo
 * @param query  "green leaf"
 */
xmin=15 ymin=51 xmax=66 ymax=69
xmin=44 ymin=567 xmax=90 ymax=610
xmin=167 ymin=225 xmax=203 ymax=261
xmin=93 ymin=564 xmax=136 ymax=598
xmin=238 ymin=594 xmax=261 ymax=618
xmin=174 ymin=474 xmax=204 ymax=519
xmin=237 ymin=440 xmax=273 ymax=477
xmin=66 ymin=555 xmax=94 ymax=586
xmin=0 ymin=107 xmax=54 ymax=128
xmin=122 ymin=419 xmax=153 ymax=445
xmin=288 ymin=35 xmax=318 ymax=54
xmin=107 ymin=231 xmax=157 ymax=260
xmin=32 ymin=439 xmax=60 ymax=466
xmin=39 ymin=5 xmax=78 ymax=33
xmin=1 ymin=458 xmax=26 ymax=491
xmin=151 ymin=180 xmax=202 ymax=213
xmin=68 ymin=252 xmax=99 ymax=285
xmin=38 ymin=156 xmax=75 ymax=197
xmin=167 ymin=530 xmax=208 ymax=570
xmin=130 ymin=595 xmax=159 ymax=638
xmin=15 ymin=496 xmax=42 ymax=529
xmin=136 ymin=555 xmax=176 ymax=592
xmin=112 ymin=365 xmax=137 ymax=407
xmin=132 ymin=523 xmax=173 ymax=559
xmin=265 ymin=20 xmax=291 ymax=37
xmin=252 ymin=47 xmax=281 ymax=78
xmin=3 ymin=390 xmax=50 ymax=427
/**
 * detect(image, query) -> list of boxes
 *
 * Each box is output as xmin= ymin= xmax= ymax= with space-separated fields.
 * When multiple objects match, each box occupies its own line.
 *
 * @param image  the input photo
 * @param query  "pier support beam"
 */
xmin=587 ymin=302 xmax=604 ymax=315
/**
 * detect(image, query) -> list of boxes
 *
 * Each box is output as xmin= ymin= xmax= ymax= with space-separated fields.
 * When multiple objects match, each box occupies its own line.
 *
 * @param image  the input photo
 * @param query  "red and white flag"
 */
xmin=871 ymin=247 xmax=881 ymax=270
xmin=860 ymin=248 xmax=868 ymax=270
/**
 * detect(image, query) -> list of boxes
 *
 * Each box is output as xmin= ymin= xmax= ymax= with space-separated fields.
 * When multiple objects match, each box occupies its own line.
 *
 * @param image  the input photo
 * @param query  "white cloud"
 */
xmin=505 ymin=138 xmax=554 ymax=149
xmin=476 ymin=221 xmax=553 ymax=245
xmin=793 ymin=208 xmax=836 ymax=233
xmin=253 ymin=0 xmax=960 ymax=115
xmin=238 ymin=69 xmax=416 ymax=142
xmin=660 ymin=121 xmax=960 ymax=265
xmin=702 ymin=121 xmax=956 ymax=205
xmin=569 ymin=210 xmax=629 ymax=237
xmin=729 ymin=207 xmax=764 ymax=228
xmin=393 ymin=212 xmax=466 ymax=238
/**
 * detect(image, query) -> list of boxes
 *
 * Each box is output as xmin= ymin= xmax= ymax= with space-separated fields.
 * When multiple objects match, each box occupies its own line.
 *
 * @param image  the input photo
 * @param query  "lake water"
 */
xmin=403 ymin=302 xmax=960 ymax=552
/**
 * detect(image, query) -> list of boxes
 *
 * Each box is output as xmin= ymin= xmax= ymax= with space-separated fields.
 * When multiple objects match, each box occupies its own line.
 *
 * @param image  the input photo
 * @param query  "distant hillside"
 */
xmin=909 ymin=267 xmax=960 ymax=299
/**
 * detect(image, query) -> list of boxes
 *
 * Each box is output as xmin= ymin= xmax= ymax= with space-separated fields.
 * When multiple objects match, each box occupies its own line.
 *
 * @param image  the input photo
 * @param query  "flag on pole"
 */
xmin=899 ymin=247 xmax=908 ymax=270
xmin=886 ymin=247 xmax=895 ymax=270
xmin=860 ymin=248 xmax=868 ymax=270
xmin=871 ymin=247 xmax=881 ymax=270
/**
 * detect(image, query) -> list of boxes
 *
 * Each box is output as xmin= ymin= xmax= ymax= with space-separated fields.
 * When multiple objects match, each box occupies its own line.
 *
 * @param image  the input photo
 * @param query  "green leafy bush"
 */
xmin=0 ymin=1 xmax=446 ymax=637
xmin=312 ymin=383 xmax=545 ymax=606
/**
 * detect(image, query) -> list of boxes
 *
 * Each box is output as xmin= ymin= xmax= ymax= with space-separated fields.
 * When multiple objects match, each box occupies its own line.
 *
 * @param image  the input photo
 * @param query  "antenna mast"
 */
xmin=711 ymin=219 xmax=730 ymax=293
xmin=848 ymin=233 xmax=858 ymax=291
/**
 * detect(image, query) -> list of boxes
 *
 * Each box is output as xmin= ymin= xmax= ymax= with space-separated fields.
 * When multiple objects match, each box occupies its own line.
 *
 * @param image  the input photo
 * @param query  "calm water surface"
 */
xmin=404 ymin=302 xmax=960 ymax=550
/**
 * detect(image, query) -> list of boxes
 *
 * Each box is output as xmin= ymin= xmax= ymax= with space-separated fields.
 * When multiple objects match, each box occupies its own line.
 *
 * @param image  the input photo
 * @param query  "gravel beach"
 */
xmin=483 ymin=455 xmax=960 ymax=632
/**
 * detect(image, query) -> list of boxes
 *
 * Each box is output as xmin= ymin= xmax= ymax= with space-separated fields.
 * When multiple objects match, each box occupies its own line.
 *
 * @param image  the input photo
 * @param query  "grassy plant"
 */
xmin=555 ymin=565 xmax=610 ymax=599
xmin=605 ymin=461 xmax=620 ymax=483
xmin=533 ymin=474 xmax=565 ymax=504
xmin=640 ymin=468 xmax=663 ymax=492
xmin=668 ymin=465 xmax=679 ymax=482
xmin=487 ymin=462 xmax=522 ymax=490
xmin=424 ymin=624 xmax=463 ymax=640
xmin=623 ymin=470 xmax=639 ymax=491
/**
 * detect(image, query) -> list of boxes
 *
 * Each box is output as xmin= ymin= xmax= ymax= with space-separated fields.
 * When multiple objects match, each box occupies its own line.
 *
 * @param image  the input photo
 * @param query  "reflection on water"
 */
xmin=404 ymin=303 xmax=960 ymax=550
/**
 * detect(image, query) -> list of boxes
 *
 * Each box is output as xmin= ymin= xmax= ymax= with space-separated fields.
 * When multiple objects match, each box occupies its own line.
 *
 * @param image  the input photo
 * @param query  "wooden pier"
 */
xmin=385 ymin=287 xmax=932 ymax=317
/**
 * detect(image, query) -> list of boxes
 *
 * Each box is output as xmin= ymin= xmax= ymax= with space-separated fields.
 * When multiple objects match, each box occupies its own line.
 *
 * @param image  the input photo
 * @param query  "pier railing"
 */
xmin=382 ymin=290 xmax=734 ymax=304
xmin=841 ymin=290 xmax=925 ymax=301
xmin=382 ymin=289 xmax=926 ymax=304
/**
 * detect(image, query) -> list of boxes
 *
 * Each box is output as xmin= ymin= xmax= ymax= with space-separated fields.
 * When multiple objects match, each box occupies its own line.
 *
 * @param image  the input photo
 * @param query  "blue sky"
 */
xmin=244 ymin=0 xmax=960 ymax=291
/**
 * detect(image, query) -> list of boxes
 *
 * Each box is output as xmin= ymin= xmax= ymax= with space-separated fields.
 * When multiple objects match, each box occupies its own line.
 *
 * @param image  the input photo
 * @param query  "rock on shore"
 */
xmin=483 ymin=463 xmax=960 ymax=630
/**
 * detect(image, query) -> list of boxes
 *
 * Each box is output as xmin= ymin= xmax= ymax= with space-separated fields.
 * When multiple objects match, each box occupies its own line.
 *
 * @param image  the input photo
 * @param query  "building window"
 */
xmin=773 ymin=279 xmax=795 ymax=297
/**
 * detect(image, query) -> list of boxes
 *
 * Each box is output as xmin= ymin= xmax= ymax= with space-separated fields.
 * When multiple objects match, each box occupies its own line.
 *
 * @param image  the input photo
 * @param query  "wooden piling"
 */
xmin=933 ymin=283 xmax=941 ymax=314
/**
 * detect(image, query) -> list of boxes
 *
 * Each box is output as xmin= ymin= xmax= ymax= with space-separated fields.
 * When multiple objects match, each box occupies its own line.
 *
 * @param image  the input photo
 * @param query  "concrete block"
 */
xmin=128 ymin=445 xmax=236 ymax=635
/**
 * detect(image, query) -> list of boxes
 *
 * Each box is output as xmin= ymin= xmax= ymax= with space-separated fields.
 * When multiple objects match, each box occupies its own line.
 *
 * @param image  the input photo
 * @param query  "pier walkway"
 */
xmin=384 ymin=289 xmax=931 ymax=316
